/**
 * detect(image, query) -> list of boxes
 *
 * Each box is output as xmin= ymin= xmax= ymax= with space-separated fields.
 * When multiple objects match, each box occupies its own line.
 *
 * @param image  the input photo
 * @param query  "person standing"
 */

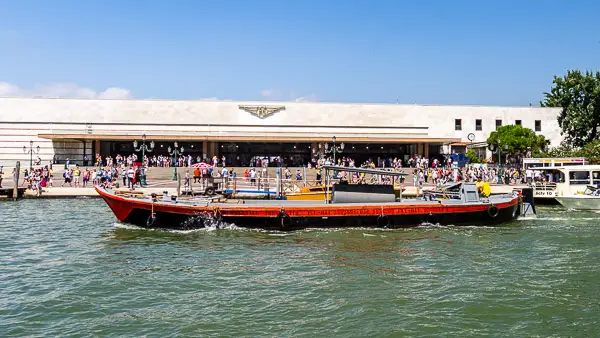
xmin=193 ymin=167 xmax=201 ymax=183
xmin=82 ymin=169 xmax=90 ymax=188
xmin=0 ymin=165 xmax=3 ymax=188
xmin=184 ymin=170 xmax=191 ymax=189
xmin=221 ymin=167 xmax=229 ymax=183
xmin=73 ymin=165 xmax=81 ymax=187
xmin=127 ymin=167 xmax=135 ymax=189
xmin=122 ymin=167 xmax=127 ymax=187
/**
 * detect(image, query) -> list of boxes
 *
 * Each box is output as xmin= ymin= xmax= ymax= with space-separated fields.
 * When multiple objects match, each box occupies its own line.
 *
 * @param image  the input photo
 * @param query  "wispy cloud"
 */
xmin=0 ymin=82 xmax=133 ymax=99
xmin=259 ymin=89 xmax=319 ymax=102
xmin=260 ymin=89 xmax=275 ymax=98
xmin=295 ymin=93 xmax=319 ymax=102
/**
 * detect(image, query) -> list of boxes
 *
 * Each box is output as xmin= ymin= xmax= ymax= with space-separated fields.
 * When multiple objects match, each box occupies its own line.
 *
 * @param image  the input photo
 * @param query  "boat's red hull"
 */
xmin=96 ymin=186 xmax=521 ymax=230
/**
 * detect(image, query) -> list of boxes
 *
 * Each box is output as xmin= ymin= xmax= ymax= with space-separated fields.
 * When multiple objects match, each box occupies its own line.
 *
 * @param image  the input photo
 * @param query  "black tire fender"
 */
xmin=488 ymin=205 xmax=500 ymax=218
xmin=377 ymin=214 xmax=390 ymax=227
xmin=146 ymin=214 xmax=156 ymax=227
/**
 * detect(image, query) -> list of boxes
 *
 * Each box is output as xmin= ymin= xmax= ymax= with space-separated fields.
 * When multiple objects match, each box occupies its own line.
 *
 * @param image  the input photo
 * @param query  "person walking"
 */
xmin=61 ymin=169 xmax=72 ymax=187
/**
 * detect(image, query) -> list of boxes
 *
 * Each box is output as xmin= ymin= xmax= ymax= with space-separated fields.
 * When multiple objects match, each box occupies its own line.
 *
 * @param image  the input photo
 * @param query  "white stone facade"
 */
xmin=0 ymin=97 xmax=562 ymax=166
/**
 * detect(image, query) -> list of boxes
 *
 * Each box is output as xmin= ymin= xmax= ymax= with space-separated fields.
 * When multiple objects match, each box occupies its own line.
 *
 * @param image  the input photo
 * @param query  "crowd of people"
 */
xmin=20 ymin=167 xmax=53 ymax=196
xmin=312 ymin=154 xmax=535 ymax=188
xmin=6 ymin=150 xmax=555 ymax=196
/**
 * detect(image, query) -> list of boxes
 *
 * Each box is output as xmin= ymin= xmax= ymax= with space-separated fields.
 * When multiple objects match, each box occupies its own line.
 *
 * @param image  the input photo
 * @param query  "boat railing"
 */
xmin=197 ymin=167 xmax=410 ymax=198
xmin=279 ymin=179 xmax=337 ymax=193
xmin=219 ymin=177 xmax=339 ymax=195
xmin=221 ymin=171 xmax=406 ymax=195
xmin=530 ymin=182 xmax=557 ymax=191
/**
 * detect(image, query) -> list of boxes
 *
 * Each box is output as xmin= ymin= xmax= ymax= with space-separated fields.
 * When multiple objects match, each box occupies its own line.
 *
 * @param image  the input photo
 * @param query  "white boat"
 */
xmin=555 ymin=186 xmax=600 ymax=210
xmin=523 ymin=157 xmax=588 ymax=201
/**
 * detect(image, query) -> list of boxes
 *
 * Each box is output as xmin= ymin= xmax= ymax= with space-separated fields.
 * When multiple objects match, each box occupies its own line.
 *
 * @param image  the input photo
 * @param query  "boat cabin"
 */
xmin=322 ymin=165 xmax=408 ymax=204
xmin=555 ymin=165 xmax=600 ymax=197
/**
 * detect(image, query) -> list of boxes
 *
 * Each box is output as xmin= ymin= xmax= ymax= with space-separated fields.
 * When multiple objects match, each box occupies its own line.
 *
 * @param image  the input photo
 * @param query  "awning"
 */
xmin=38 ymin=133 xmax=461 ymax=143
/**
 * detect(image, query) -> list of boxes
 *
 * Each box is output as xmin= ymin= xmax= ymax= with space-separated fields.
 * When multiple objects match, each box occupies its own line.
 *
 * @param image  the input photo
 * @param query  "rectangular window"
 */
xmin=475 ymin=119 xmax=482 ymax=131
xmin=515 ymin=120 xmax=522 ymax=126
xmin=569 ymin=171 xmax=590 ymax=185
xmin=455 ymin=119 xmax=462 ymax=131
xmin=593 ymin=171 xmax=600 ymax=185
xmin=535 ymin=120 xmax=541 ymax=132
xmin=495 ymin=119 xmax=502 ymax=130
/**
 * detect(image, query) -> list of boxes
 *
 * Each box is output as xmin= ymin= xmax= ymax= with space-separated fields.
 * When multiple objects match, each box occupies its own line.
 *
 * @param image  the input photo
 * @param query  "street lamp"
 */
xmin=23 ymin=140 xmax=40 ymax=170
xmin=133 ymin=134 xmax=155 ymax=186
xmin=489 ymin=138 xmax=509 ymax=184
xmin=318 ymin=136 xmax=345 ymax=164
xmin=168 ymin=141 xmax=184 ymax=181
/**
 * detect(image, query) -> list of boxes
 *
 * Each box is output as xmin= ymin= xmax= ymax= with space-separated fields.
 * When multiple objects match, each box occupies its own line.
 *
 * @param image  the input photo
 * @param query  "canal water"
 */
xmin=1 ymin=199 xmax=599 ymax=337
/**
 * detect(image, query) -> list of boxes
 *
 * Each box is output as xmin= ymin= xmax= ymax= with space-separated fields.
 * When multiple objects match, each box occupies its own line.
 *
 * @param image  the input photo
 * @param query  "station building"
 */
xmin=0 ymin=97 xmax=562 ymax=167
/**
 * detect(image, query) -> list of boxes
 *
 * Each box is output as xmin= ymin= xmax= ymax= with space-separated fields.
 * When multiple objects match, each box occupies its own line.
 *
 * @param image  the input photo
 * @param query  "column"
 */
xmin=212 ymin=142 xmax=218 ymax=158
xmin=424 ymin=142 xmax=429 ymax=158
xmin=417 ymin=143 xmax=424 ymax=156
xmin=202 ymin=141 xmax=208 ymax=160
xmin=94 ymin=139 xmax=100 ymax=156
xmin=206 ymin=141 xmax=217 ymax=159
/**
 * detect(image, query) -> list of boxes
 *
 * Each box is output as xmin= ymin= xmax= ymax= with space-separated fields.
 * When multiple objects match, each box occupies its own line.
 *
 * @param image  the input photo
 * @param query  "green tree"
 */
xmin=487 ymin=124 xmax=547 ymax=156
xmin=536 ymin=143 xmax=577 ymax=158
xmin=540 ymin=70 xmax=600 ymax=147
xmin=466 ymin=149 xmax=482 ymax=163
xmin=539 ymin=140 xmax=600 ymax=164
xmin=578 ymin=140 xmax=600 ymax=164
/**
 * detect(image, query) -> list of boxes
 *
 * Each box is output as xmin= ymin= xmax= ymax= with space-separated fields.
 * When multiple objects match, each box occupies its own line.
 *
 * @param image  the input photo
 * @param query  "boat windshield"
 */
xmin=523 ymin=157 xmax=587 ymax=169
xmin=584 ymin=185 xmax=600 ymax=196
xmin=530 ymin=169 xmax=565 ymax=185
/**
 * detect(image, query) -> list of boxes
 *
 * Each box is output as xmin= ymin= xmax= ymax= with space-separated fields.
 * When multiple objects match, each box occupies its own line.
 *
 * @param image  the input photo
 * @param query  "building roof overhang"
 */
xmin=38 ymin=133 xmax=461 ymax=144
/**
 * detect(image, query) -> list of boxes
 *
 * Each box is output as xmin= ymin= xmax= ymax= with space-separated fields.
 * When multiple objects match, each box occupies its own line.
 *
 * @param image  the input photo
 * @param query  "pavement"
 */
xmin=2 ymin=182 xmax=525 ymax=199
xmin=1 ymin=165 xmax=526 ymax=199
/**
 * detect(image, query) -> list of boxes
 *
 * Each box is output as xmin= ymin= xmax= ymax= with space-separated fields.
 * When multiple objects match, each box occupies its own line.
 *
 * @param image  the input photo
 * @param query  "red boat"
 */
xmin=95 ymin=180 xmax=534 ymax=230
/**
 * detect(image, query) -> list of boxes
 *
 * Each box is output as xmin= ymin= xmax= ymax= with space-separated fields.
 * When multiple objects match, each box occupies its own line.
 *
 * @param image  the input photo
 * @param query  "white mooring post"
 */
xmin=276 ymin=169 xmax=281 ymax=199
xmin=13 ymin=161 xmax=21 ymax=201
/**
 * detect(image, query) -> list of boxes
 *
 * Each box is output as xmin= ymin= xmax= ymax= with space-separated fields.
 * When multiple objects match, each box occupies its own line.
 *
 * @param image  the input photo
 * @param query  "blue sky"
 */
xmin=0 ymin=0 xmax=598 ymax=105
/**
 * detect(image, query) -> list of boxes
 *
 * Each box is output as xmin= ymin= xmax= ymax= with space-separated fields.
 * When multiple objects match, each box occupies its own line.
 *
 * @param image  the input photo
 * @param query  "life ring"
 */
xmin=488 ymin=205 xmax=500 ymax=218
xmin=146 ymin=214 xmax=156 ymax=227
xmin=377 ymin=214 xmax=390 ymax=227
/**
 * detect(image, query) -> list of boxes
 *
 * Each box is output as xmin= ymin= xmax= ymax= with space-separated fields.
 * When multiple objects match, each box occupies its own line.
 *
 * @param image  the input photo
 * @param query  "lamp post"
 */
xmin=168 ymin=141 xmax=184 ymax=181
xmin=23 ymin=140 xmax=40 ymax=170
xmin=318 ymin=136 xmax=345 ymax=165
xmin=133 ymin=134 xmax=155 ymax=186
xmin=489 ymin=138 xmax=509 ymax=184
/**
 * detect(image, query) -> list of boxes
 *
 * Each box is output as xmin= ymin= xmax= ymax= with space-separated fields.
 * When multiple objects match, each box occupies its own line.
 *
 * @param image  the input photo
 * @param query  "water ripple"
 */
xmin=1 ymin=200 xmax=600 ymax=336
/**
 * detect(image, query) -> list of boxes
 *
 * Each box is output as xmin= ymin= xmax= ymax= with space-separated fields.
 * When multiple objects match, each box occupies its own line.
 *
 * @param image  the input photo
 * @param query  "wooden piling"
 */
xmin=176 ymin=171 xmax=181 ymax=197
xmin=13 ymin=161 xmax=20 ymax=201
